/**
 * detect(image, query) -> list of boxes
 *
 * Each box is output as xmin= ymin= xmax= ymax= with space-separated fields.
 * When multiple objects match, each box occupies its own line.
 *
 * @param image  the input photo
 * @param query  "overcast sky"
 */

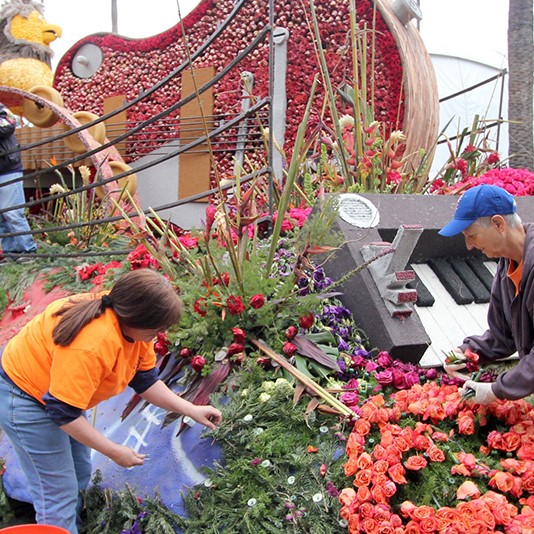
xmin=41 ymin=0 xmax=510 ymax=70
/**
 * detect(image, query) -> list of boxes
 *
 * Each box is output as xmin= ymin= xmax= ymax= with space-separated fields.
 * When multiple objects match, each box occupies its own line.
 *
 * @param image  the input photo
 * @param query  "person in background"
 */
xmin=0 ymin=102 xmax=37 ymax=263
xmin=439 ymin=183 xmax=534 ymax=404
xmin=0 ymin=268 xmax=222 ymax=534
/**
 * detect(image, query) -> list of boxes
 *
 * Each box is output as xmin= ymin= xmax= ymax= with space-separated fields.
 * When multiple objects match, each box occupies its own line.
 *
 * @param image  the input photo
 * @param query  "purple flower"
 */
xmin=353 ymin=348 xmax=371 ymax=359
xmin=338 ymin=339 xmax=350 ymax=351
xmin=325 ymin=481 xmax=339 ymax=497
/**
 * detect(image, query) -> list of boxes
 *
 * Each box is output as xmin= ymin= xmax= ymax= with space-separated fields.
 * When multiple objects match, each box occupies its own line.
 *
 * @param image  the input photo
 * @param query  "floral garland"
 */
xmin=339 ymin=382 xmax=534 ymax=533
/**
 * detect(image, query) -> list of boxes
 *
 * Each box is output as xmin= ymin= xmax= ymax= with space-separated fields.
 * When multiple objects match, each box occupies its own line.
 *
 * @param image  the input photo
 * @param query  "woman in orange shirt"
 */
xmin=0 ymin=268 xmax=222 ymax=534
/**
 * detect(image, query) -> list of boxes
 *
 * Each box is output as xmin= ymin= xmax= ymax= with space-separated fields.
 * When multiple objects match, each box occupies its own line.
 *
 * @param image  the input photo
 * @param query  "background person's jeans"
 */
xmin=0 ymin=170 xmax=37 ymax=253
xmin=0 ymin=374 xmax=92 ymax=534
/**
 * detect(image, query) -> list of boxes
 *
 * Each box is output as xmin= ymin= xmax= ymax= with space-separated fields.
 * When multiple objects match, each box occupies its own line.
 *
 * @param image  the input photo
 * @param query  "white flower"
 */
xmin=49 ymin=183 xmax=67 ymax=195
xmin=241 ymin=389 xmax=249 ymax=397
xmin=339 ymin=519 xmax=348 ymax=527
xmin=312 ymin=493 xmax=323 ymax=503
xmin=254 ymin=427 xmax=264 ymax=435
xmin=203 ymin=478 xmax=213 ymax=488
xmin=338 ymin=114 xmax=354 ymax=129
xmin=275 ymin=378 xmax=290 ymax=388
xmin=258 ymin=392 xmax=271 ymax=403
xmin=261 ymin=460 xmax=271 ymax=468
xmin=79 ymin=165 xmax=91 ymax=183
xmin=287 ymin=476 xmax=295 ymax=485
xmin=274 ymin=378 xmax=292 ymax=393
xmin=389 ymin=130 xmax=406 ymax=144
xmin=319 ymin=426 xmax=329 ymax=434
xmin=243 ymin=414 xmax=253 ymax=423
xmin=247 ymin=498 xmax=257 ymax=507
xmin=261 ymin=381 xmax=275 ymax=391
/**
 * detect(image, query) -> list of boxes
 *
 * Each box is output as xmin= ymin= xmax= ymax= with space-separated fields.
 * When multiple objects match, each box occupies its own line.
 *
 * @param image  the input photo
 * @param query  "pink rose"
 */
xmin=375 ymin=370 xmax=394 ymax=386
xmin=340 ymin=391 xmax=359 ymax=407
xmin=377 ymin=351 xmax=393 ymax=367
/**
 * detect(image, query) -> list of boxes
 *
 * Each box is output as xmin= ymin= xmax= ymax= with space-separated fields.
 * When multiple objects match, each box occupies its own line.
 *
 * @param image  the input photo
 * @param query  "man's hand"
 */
xmin=443 ymin=349 xmax=469 ymax=381
xmin=459 ymin=380 xmax=498 ymax=405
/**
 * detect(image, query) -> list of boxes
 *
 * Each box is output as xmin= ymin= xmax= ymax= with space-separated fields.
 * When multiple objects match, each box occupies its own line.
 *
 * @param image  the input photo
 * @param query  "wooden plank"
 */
xmin=178 ymin=67 xmax=215 ymax=201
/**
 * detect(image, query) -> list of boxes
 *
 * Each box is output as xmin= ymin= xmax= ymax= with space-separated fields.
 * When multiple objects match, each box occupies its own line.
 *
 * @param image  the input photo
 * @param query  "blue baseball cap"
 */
xmin=439 ymin=184 xmax=517 ymax=237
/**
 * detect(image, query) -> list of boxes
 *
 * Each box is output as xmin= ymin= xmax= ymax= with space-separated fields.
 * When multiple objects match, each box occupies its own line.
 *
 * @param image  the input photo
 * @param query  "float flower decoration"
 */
xmin=339 ymin=381 xmax=534 ymax=533
xmin=441 ymin=166 xmax=534 ymax=197
xmin=54 ymin=0 xmax=405 ymax=179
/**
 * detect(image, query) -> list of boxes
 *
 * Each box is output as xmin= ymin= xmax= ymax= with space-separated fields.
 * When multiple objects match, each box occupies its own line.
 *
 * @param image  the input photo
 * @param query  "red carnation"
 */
xmin=299 ymin=313 xmax=314 ymax=329
xmin=191 ymin=355 xmax=207 ymax=373
xmin=285 ymin=326 xmax=298 ymax=340
xmin=487 ymin=152 xmax=500 ymax=165
xmin=231 ymin=327 xmax=246 ymax=344
xmin=179 ymin=348 xmax=192 ymax=359
xmin=283 ymin=341 xmax=298 ymax=356
xmin=220 ymin=272 xmax=230 ymax=286
xmin=227 ymin=342 xmax=245 ymax=356
xmin=256 ymin=356 xmax=272 ymax=369
xmin=249 ymin=293 xmax=265 ymax=309
xmin=154 ymin=333 xmax=169 ymax=356
xmin=226 ymin=295 xmax=245 ymax=315
xmin=193 ymin=298 xmax=208 ymax=317
xmin=205 ymin=204 xmax=216 ymax=235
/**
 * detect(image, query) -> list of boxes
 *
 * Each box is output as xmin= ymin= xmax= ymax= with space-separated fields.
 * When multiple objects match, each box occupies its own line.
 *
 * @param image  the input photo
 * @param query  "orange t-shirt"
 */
xmin=2 ymin=293 xmax=156 ymax=409
xmin=507 ymin=260 xmax=523 ymax=296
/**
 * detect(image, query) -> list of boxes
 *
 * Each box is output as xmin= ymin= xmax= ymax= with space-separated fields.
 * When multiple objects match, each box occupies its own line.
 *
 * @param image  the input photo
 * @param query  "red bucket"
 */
xmin=0 ymin=526 xmax=69 ymax=533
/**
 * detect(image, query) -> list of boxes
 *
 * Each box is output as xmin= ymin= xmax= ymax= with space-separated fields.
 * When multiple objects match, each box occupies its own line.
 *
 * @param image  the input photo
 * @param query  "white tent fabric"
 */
xmin=429 ymin=54 xmax=508 ymax=178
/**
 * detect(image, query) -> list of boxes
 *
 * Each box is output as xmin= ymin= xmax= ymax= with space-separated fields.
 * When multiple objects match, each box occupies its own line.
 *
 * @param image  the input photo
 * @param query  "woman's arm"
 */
xmin=140 ymin=380 xmax=222 ymax=429
xmin=61 ymin=416 xmax=146 ymax=467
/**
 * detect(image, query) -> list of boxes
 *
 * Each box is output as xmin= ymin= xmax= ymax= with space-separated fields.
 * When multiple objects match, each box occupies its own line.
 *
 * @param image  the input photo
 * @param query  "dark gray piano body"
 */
xmin=322 ymin=193 xmax=534 ymax=364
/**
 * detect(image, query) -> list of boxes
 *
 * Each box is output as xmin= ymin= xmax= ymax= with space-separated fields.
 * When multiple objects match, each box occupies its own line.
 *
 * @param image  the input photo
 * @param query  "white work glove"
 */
xmin=443 ymin=349 xmax=469 ymax=381
xmin=459 ymin=380 xmax=498 ymax=405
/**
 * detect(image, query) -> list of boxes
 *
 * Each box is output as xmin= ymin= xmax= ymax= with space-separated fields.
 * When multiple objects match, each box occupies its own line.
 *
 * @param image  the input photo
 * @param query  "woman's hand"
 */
xmin=108 ymin=444 xmax=147 ymax=467
xmin=189 ymin=404 xmax=223 ymax=430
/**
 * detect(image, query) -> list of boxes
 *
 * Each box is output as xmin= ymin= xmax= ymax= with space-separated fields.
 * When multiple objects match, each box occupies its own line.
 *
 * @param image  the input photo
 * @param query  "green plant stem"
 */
xmin=251 ymin=339 xmax=355 ymax=417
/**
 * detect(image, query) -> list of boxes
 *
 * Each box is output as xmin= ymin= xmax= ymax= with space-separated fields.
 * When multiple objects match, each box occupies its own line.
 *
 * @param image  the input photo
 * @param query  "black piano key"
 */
xmin=450 ymin=259 xmax=491 ymax=303
xmin=466 ymin=258 xmax=496 ymax=292
xmin=428 ymin=258 xmax=474 ymax=305
xmin=407 ymin=266 xmax=435 ymax=307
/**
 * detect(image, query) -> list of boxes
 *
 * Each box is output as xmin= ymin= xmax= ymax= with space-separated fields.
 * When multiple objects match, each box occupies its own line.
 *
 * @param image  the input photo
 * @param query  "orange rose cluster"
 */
xmin=339 ymin=381 xmax=534 ymax=532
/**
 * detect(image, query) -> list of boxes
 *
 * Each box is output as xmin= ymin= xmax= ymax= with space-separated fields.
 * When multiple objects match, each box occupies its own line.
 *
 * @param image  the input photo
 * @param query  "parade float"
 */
xmin=1 ymin=0 xmax=534 ymax=533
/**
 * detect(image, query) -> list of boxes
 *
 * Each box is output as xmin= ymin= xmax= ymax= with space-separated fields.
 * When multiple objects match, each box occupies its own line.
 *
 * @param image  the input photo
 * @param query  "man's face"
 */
xmin=462 ymin=218 xmax=504 ymax=258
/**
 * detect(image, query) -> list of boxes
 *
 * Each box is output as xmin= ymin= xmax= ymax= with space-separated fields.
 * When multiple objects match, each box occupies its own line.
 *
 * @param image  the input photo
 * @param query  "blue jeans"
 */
xmin=0 ymin=374 xmax=92 ymax=534
xmin=0 ymin=170 xmax=37 ymax=254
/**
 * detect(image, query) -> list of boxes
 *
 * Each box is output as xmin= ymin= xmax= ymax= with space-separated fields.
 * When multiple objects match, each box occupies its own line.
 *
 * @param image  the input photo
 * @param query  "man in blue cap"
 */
xmin=439 ymin=183 xmax=534 ymax=404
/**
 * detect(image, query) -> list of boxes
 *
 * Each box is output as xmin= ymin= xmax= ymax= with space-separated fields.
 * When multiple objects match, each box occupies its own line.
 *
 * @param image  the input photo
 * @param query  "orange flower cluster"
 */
xmin=339 ymin=382 xmax=534 ymax=533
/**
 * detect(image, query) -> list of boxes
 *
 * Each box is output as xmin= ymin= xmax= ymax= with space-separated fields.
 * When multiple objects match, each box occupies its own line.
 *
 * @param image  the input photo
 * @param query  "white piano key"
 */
xmin=413 ymin=263 xmax=490 ymax=367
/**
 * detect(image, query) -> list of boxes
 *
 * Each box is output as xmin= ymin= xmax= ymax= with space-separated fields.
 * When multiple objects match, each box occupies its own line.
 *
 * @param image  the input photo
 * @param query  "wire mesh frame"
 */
xmin=0 ymin=0 xmax=279 ymax=260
